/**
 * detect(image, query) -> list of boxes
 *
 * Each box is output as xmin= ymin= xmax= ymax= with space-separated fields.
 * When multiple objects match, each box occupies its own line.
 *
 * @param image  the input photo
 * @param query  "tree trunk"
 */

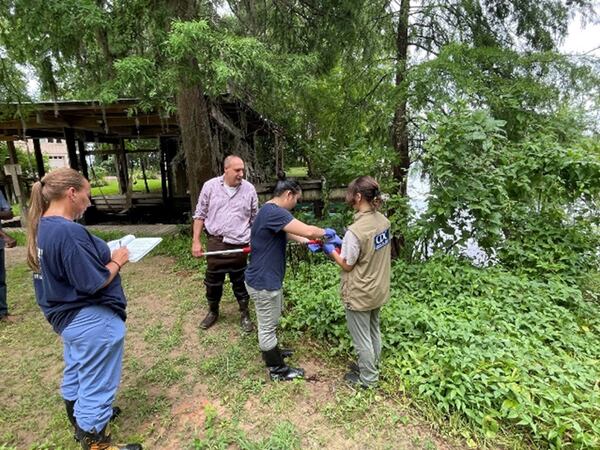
xmin=389 ymin=0 xmax=411 ymax=256
xmin=392 ymin=0 xmax=410 ymax=197
xmin=169 ymin=0 xmax=219 ymax=209
xmin=176 ymin=81 xmax=216 ymax=209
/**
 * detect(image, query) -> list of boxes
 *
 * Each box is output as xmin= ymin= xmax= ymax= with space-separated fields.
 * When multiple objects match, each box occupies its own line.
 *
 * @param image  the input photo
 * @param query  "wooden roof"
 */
xmin=0 ymin=96 xmax=279 ymax=142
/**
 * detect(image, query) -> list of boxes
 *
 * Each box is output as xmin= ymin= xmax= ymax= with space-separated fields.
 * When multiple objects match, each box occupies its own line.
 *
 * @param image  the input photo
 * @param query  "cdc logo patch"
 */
xmin=374 ymin=229 xmax=390 ymax=250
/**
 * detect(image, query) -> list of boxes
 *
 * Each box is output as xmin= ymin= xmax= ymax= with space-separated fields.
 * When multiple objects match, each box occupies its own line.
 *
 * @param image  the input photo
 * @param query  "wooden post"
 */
xmin=64 ymin=128 xmax=80 ymax=171
xmin=159 ymin=137 xmax=169 ymax=205
xmin=140 ymin=157 xmax=150 ymax=193
xmin=77 ymin=139 xmax=89 ymax=179
xmin=163 ymin=137 xmax=178 ymax=198
xmin=274 ymin=134 xmax=279 ymax=175
xmin=5 ymin=141 xmax=28 ymax=225
xmin=65 ymin=130 xmax=80 ymax=171
xmin=117 ymin=139 xmax=129 ymax=195
xmin=33 ymin=138 xmax=45 ymax=178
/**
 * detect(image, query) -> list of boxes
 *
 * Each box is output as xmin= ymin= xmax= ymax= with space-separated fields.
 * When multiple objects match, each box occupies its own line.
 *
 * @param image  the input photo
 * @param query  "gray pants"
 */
xmin=246 ymin=284 xmax=283 ymax=351
xmin=346 ymin=307 xmax=382 ymax=386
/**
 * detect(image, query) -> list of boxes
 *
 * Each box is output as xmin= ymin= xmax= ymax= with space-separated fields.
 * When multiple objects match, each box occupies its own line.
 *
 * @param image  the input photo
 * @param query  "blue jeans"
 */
xmin=0 ymin=249 xmax=7 ymax=316
xmin=61 ymin=305 xmax=126 ymax=433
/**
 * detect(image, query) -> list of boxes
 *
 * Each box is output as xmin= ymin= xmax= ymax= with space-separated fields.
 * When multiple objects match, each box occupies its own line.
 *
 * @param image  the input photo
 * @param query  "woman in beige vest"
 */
xmin=326 ymin=176 xmax=391 ymax=388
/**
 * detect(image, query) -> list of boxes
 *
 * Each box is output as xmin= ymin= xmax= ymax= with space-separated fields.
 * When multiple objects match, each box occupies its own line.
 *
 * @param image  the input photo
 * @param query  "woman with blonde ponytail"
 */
xmin=27 ymin=168 xmax=141 ymax=450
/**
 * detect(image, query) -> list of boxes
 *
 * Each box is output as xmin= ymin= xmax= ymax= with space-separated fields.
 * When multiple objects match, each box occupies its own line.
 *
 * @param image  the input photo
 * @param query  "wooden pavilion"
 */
xmin=0 ymin=96 xmax=284 ymax=222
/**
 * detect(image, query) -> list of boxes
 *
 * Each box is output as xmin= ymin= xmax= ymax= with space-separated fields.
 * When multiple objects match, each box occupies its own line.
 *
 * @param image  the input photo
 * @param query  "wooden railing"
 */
xmin=91 ymin=180 xmax=346 ymax=214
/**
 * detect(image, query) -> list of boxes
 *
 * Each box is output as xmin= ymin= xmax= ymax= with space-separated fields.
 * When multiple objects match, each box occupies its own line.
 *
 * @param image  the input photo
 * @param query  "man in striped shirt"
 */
xmin=191 ymin=156 xmax=258 ymax=332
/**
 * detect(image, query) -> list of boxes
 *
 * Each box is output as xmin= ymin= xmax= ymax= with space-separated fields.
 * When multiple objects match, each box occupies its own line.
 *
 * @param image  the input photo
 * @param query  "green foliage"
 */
xmin=192 ymin=405 xmax=302 ymax=450
xmin=0 ymin=142 xmax=43 ymax=179
xmin=281 ymin=261 xmax=351 ymax=354
xmin=0 ymin=56 xmax=29 ymax=104
xmin=283 ymin=62 xmax=397 ymax=184
xmin=418 ymin=103 xmax=600 ymax=277
xmin=284 ymin=257 xmax=600 ymax=448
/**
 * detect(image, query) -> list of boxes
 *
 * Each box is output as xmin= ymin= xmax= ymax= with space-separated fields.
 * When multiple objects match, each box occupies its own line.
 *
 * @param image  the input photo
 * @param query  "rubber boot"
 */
xmin=76 ymin=423 xmax=142 ymax=450
xmin=65 ymin=400 xmax=122 ymax=441
xmin=238 ymin=299 xmax=254 ymax=333
xmin=200 ymin=301 xmax=219 ymax=329
xmin=65 ymin=399 xmax=77 ymax=429
xmin=262 ymin=346 xmax=304 ymax=381
xmin=280 ymin=348 xmax=294 ymax=359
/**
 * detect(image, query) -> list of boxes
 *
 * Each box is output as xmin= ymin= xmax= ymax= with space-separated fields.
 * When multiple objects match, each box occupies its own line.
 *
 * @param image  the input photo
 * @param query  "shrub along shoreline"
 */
xmin=283 ymin=256 xmax=600 ymax=449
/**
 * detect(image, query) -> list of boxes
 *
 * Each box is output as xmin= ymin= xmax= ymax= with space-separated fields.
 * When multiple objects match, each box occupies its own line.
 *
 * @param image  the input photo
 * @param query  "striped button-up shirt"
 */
xmin=193 ymin=176 xmax=258 ymax=245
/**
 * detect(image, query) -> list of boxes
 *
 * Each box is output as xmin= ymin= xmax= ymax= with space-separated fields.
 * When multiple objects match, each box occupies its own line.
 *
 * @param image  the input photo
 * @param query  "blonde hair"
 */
xmin=26 ymin=168 xmax=87 ymax=272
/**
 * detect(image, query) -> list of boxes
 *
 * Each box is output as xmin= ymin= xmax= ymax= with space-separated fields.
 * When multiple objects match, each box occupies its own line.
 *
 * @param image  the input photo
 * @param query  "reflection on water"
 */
xmin=407 ymin=165 xmax=491 ymax=265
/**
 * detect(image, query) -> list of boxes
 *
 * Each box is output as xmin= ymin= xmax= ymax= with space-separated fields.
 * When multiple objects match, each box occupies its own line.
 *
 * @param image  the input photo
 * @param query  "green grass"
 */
xmin=91 ymin=178 xmax=162 ymax=196
xmin=286 ymin=167 xmax=308 ymax=177
xmin=8 ymin=203 xmax=20 ymax=217
xmin=1 ymin=231 xmax=454 ymax=449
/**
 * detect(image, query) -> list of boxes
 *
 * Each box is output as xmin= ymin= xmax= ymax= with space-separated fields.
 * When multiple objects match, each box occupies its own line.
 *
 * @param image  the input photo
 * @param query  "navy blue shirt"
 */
xmin=245 ymin=203 xmax=294 ymax=290
xmin=33 ymin=216 xmax=127 ymax=334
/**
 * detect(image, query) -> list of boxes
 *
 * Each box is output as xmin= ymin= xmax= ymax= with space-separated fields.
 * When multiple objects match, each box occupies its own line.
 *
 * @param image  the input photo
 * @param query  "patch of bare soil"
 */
xmin=4 ymin=245 xmax=27 ymax=268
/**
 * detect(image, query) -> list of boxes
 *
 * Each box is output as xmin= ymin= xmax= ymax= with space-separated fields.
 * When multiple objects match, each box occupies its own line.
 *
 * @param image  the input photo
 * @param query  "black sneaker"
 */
xmin=347 ymin=362 xmax=360 ymax=374
xmin=343 ymin=371 xmax=368 ymax=389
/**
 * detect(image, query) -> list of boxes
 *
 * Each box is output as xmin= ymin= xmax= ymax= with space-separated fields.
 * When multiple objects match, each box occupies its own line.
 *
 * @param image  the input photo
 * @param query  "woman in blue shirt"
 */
xmin=26 ymin=168 xmax=141 ymax=450
xmin=245 ymin=175 xmax=338 ymax=381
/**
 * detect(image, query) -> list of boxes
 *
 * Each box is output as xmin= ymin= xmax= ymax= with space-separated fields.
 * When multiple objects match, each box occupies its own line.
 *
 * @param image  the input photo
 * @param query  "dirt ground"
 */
xmin=0 ymin=246 xmax=467 ymax=450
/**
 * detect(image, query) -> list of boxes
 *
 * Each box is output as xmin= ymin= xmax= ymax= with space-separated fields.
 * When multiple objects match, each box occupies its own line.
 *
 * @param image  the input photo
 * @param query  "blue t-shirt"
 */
xmin=0 ymin=191 xmax=11 ymax=250
xmin=33 ymin=216 xmax=127 ymax=334
xmin=245 ymin=203 xmax=294 ymax=290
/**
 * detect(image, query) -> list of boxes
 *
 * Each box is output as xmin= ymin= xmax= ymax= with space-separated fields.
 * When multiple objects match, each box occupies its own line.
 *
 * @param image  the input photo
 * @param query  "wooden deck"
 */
xmin=6 ymin=223 xmax=181 ymax=236
xmin=90 ymin=179 xmax=346 ymax=212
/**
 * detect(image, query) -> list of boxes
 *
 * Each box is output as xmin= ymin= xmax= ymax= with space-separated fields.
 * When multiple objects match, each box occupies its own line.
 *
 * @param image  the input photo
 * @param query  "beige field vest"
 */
xmin=340 ymin=211 xmax=391 ymax=311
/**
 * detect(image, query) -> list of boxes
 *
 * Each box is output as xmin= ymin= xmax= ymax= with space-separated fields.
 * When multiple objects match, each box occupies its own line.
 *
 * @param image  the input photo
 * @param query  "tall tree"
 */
xmin=0 ymin=0 xmax=271 ymax=205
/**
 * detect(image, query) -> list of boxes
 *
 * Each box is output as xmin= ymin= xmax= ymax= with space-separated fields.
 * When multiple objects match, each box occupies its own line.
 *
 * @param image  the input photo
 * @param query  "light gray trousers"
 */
xmin=345 ymin=307 xmax=382 ymax=386
xmin=246 ymin=284 xmax=283 ymax=351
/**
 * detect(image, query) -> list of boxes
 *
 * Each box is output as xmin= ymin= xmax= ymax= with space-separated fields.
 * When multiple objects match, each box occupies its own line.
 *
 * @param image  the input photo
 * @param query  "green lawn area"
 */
xmin=91 ymin=179 xmax=162 ymax=196
xmin=286 ymin=166 xmax=308 ymax=177
xmin=9 ymin=203 xmax=20 ymax=217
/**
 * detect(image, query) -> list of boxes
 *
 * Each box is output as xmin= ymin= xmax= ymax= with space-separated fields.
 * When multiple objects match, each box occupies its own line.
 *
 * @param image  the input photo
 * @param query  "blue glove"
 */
xmin=307 ymin=243 xmax=322 ymax=253
xmin=328 ymin=234 xmax=343 ymax=248
xmin=323 ymin=228 xmax=338 ymax=242
xmin=323 ymin=243 xmax=336 ymax=255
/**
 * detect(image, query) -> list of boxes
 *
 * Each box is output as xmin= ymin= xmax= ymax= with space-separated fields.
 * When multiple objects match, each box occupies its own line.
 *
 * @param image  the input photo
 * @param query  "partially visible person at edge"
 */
xmin=191 ymin=155 xmax=258 ymax=333
xmin=26 ymin=168 xmax=142 ymax=450
xmin=245 ymin=175 xmax=340 ymax=381
xmin=0 ymin=188 xmax=16 ymax=323
xmin=325 ymin=176 xmax=391 ymax=389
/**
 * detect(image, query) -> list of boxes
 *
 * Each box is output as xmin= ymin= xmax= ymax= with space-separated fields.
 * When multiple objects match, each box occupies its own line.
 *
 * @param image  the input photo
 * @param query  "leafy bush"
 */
xmin=90 ymin=176 xmax=108 ymax=188
xmin=283 ymin=256 xmax=600 ymax=448
xmin=0 ymin=142 xmax=45 ymax=179
xmin=418 ymin=104 xmax=600 ymax=278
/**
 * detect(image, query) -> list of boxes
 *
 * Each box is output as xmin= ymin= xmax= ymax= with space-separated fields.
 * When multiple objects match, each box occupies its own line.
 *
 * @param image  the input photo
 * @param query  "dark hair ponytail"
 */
xmin=273 ymin=171 xmax=301 ymax=197
xmin=345 ymin=176 xmax=382 ymax=209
